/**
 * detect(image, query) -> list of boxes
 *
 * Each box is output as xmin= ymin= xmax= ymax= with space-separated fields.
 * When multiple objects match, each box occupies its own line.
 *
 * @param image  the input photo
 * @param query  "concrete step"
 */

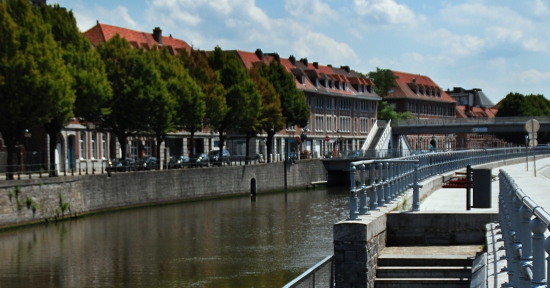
xmin=374 ymin=277 xmax=470 ymax=288
xmin=378 ymin=254 xmax=473 ymax=267
xmin=377 ymin=266 xmax=472 ymax=278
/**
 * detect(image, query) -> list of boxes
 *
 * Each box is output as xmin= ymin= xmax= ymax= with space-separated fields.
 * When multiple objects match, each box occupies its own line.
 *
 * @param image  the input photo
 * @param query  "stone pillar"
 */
xmin=334 ymin=221 xmax=368 ymax=288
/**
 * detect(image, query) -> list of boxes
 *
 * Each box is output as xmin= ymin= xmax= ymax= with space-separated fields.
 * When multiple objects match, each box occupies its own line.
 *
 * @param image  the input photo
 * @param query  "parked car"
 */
xmin=138 ymin=156 xmax=158 ymax=170
xmin=190 ymin=153 xmax=209 ymax=168
xmin=107 ymin=158 xmax=137 ymax=172
xmin=208 ymin=149 xmax=231 ymax=166
xmin=168 ymin=155 xmax=190 ymax=169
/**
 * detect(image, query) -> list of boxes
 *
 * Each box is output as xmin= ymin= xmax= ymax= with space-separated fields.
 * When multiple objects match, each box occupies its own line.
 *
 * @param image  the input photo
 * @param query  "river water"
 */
xmin=0 ymin=187 xmax=349 ymax=287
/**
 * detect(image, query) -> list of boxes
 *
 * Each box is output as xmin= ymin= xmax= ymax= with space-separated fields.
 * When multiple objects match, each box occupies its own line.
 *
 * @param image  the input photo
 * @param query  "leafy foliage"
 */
xmin=377 ymin=101 xmax=414 ymax=121
xmin=368 ymin=67 xmax=397 ymax=98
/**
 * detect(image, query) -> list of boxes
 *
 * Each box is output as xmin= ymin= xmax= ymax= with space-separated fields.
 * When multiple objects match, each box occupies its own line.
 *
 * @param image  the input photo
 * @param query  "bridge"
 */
xmin=391 ymin=116 xmax=550 ymax=135
xmin=285 ymin=147 xmax=550 ymax=287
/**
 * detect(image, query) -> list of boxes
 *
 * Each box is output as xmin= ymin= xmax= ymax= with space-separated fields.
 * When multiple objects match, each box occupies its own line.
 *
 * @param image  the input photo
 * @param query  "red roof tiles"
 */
xmin=388 ymin=70 xmax=456 ymax=103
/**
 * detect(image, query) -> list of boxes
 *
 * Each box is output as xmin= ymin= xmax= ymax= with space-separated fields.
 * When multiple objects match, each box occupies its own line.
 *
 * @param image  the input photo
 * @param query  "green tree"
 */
xmin=233 ymin=79 xmax=262 ymax=163
xmin=96 ymin=35 xmax=157 ymax=159
xmin=0 ymin=0 xmax=73 ymax=179
xmin=249 ymin=66 xmax=285 ymax=162
xmin=368 ymin=67 xmax=397 ymax=98
xmin=180 ymin=48 xmax=225 ymax=155
xmin=260 ymin=61 xmax=309 ymax=128
xmin=377 ymin=101 xmax=413 ymax=121
xmin=40 ymin=3 xmax=112 ymax=175
xmin=496 ymin=92 xmax=550 ymax=144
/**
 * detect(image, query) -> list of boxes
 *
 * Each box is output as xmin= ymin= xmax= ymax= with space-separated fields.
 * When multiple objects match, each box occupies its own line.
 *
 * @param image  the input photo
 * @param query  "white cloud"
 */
xmin=532 ymin=0 xmax=549 ymax=16
xmin=285 ymin=0 xmax=338 ymax=24
xmin=353 ymin=0 xmax=416 ymax=26
xmin=514 ymin=69 xmax=550 ymax=84
xmin=427 ymin=29 xmax=485 ymax=56
xmin=522 ymin=38 xmax=547 ymax=52
xmin=292 ymin=30 xmax=360 ymax=66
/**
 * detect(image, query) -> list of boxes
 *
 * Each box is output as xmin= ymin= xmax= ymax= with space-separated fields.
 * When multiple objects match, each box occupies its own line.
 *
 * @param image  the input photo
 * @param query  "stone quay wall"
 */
xmin=0 ymin=159 xmax=327 ymax=229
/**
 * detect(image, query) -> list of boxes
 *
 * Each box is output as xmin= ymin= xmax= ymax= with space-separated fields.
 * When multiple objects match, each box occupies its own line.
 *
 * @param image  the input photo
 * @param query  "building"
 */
xmin=385 ymin=70 xmax=457 ymax=151
xmin=447 ymin=87 xmax=504 ymax=148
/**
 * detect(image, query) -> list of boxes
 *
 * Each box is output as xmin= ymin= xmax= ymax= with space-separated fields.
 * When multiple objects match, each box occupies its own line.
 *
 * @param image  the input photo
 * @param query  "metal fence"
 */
xmin=499 ymin=170 xmax=550 ymax=287
xmin=282 ymin=256 xmax=334 ymax=288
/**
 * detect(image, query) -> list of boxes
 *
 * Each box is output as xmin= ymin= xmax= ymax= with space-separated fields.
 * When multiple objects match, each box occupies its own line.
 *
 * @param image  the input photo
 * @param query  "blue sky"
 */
xmin=50 ymin=0 xmax=550 ymax=104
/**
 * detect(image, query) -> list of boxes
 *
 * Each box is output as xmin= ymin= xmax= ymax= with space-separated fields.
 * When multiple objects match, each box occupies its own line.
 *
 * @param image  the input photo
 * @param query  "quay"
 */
xmin=285 ymin=149 xmax=550 ymax=288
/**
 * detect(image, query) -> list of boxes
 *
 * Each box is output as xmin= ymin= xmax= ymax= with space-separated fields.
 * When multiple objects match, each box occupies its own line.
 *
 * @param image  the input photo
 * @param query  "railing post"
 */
xmin=384 ymin=162 xmax=391 ymax=204
xmin=530 ymin=216 xmax=547 ymax=286
xmin=545 ymin=235 xmax=550 ymax=288
xmin=348 ymin=165 xmax=359 ymax=220
xmin=511 ymin=196 xmax=522 ymax=286
xmin=519 ymin=204 xmax=533 ymax=286
xmin=359 ymin=164 xmax=369 ymax=215
xmin=369 ymin=163 xmax=377 ymax=210
xmin=412 ymin=162 xmax=420 ymax=211
xmin=377 ymin=162 xmax=385 ymax=207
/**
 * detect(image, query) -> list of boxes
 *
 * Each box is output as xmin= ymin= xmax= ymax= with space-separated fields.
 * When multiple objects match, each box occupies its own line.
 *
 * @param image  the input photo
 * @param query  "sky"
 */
xmin=49 ymin=0 xmax=550 ymax=105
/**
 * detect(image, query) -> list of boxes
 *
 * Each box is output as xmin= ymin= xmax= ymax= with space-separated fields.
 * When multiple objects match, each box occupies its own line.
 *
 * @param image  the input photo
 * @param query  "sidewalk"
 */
xmin=421 ymin=156 xmax=550 ymax=287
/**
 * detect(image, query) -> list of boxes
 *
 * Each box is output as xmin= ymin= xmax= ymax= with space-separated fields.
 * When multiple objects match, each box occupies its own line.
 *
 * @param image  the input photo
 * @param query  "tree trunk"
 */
xmin=155 ymin=134 xmax=165 ymax=170
xmin=119 ymin=135 xmax=128 ymax=160
xmin=245 ymin=132 xmax=253 ymax=165
xmin=5 ymin=138 xmax=16 ymax=180
xmin=48 ymin=131 xmax=58 ymax=177
xmin=189 ymin=131 xmax=195 ymax=156
xmin=266 ymin=131 xmax=275 ymax=163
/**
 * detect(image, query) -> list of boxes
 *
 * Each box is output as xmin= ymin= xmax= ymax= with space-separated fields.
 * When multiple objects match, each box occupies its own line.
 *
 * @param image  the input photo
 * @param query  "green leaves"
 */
xmin=368 ymin=67 xmax=397 ymax=98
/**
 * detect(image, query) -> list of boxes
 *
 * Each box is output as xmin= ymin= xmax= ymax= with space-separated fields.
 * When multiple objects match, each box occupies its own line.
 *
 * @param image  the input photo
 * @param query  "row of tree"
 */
xmin=0 ymin=0 xmax=309 ymax=179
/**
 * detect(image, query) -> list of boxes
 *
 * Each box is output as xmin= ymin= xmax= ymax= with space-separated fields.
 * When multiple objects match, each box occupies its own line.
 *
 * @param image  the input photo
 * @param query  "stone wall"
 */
xmin=0 ymin=159 xmax=327 ymax=229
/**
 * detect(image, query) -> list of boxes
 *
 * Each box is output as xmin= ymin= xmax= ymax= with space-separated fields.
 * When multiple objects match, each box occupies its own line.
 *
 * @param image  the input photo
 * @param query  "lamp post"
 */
xmin=23 ymin=129 xmax=31 ymax=173
xmin=336 ymin=129 xmax=343 ymax=157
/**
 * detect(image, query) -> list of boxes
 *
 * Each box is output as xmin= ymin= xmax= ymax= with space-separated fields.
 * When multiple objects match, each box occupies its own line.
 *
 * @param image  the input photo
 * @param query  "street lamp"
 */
xmin=23 ymin=129 xmax=31 ymax=173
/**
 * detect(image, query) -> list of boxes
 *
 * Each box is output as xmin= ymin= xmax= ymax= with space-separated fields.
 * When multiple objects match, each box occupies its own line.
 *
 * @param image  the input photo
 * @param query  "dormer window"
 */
xmin=415 ymin=87 xmax=419 ymax=95
xmin=325 ymin=79 xmax=328 ymax=87
xmin=344 ymin=83 xmax=348 ymax=90
xmin=315 ymin=78 xmax=319 ymax=87
xmin=301 ymin=76 xmax=306 ymax=85
xmin=331 ymin=81 xmax=335 ymax=89
xmin=339 ymin=82 xmax=342 ymax=90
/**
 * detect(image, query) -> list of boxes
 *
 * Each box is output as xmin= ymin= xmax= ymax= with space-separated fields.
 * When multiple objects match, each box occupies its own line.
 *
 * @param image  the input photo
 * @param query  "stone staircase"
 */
xmin=375 ymin=246 xmax=481 ymax=288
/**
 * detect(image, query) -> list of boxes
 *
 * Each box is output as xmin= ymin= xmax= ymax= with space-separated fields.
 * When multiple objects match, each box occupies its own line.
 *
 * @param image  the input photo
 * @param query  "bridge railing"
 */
xmin=282 ymin=255 xmax=334 ymax=288
xmin=498 ymin=170 xmax=550 ymax=287
xmin=392 ymin=116 xmax=550 ymax=127
xmin=347 ymin=147 xmax=549 ymax=219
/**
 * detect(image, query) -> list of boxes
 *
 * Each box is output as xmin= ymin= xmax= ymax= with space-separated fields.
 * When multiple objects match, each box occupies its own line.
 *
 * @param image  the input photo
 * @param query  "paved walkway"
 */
xmin=421 ymin=156 xmax=550 ymax=287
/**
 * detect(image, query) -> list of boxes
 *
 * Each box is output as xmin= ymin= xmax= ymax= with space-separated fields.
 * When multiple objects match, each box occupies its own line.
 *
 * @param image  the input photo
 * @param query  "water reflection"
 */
xmin=0 ymin=187 xmax=349 ymax=287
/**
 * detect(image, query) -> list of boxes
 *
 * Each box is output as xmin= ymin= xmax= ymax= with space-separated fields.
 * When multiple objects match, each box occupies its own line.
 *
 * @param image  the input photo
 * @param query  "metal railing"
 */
xmin=283 ymin=255 xmax=334 ymax=288
xmin=498 ymin=170 xmax=550 ymax=287
xmin=392 ymin=116 xmax=550 ymax=127
xmin=347 ymin=147 xmax=549 ymax=219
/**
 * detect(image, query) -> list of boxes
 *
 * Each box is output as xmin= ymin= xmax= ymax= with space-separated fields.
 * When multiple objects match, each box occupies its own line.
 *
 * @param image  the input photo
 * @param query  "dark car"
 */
xmin=107 ymin=158 xmax=137 ymax=172
xmin=208 ymin=149 xmax=231 ymax=166
xmin=168 ymin=155 xmax=189 ymax=169
xmin=190 ymin=153 xmax=209 ymax=168
xmin=138 ymin=156 xmax=158 ymax=170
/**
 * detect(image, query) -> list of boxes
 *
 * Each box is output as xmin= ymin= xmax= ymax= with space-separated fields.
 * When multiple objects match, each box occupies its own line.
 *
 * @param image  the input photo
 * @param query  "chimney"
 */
xmin=153 ymin=27 xmax=162 ymax=45
xmin=255 ymin=49 xmax=263 ymax=60
xmin=313 ymin=62 xmax=319 ymax=69
xmin=300 ymin=57 xmax=308 ymax=66
xmin=289 ymin=55 xmax=296 ymax=65
xmin=412 ymin=78 xmax=416 ymax=84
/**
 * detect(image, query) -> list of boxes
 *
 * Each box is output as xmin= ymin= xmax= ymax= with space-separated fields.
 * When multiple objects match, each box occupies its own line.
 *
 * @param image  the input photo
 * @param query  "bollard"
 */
xmin=530 ymin=217 xmax=547 ymax=286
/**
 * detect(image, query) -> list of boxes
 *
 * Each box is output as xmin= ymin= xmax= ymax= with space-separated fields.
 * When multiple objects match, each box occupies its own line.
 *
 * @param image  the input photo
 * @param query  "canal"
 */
xmin=0 ymin=187 xmax=349 ymax=287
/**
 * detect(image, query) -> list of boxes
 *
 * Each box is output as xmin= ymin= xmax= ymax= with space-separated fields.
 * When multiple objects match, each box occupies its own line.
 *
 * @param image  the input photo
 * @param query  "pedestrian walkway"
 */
xmin=420 ymin=156 xmax=550 ymax=287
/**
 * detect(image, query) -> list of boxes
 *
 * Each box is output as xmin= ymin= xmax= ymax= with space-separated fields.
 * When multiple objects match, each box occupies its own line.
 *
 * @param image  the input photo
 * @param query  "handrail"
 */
xmin=283 ymin=255 xmax=334 ymax=288
xmin=499 ymin=170 xmax=550 ymax=287
xmin=375 ymin=120 xmax=391 ymax=151
xmin=361 ymin=120 xmax=378 ymax=151
xmin=392 ymin=116 xmax=550 ymax=127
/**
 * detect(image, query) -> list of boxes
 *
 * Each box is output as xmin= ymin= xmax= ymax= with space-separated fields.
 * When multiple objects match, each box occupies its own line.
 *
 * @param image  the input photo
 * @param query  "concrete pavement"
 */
xmin=420 ymin=156 xmax=550 ymax=287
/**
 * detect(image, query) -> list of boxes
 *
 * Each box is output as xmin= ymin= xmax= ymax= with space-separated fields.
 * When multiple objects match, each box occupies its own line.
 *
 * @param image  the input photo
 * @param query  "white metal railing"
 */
xmin=361 ymin=120 xmax=379 ymax=151
xmin=375 ymin=120 xmax=392 ymax=151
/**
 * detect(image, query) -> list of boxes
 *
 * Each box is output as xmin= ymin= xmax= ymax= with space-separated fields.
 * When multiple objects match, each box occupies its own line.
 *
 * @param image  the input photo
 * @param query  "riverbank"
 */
xmin=0 ymin=159 xmax=327 ymax=230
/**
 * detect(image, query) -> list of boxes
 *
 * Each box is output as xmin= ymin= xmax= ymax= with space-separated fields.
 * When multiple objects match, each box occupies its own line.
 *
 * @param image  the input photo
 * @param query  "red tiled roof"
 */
xmin=388 ymin=70 xmax=456 ymax=103
xmin=83 ymin=23 xmax=191 ymax=55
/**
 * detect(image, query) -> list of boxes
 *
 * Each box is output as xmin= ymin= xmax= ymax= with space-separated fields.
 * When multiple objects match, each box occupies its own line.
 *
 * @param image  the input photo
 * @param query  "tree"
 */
xmin=233 ymin=79 xmax=262 ymax=163
xmin=368 ymin=67 xmax=397 ymax=98
xmin=141 ymin=48 xmax=175 ymax=164
xmin=496 ymin=92 xmax=550 ymax=144
xmin=96 ymin=35 xmax=158 ymax=160
xmin=260 ymin=61 xmax=309 ymax=128
xmin=377 ymin=101 xmax=414 ymax=121
xmin=0 ymin=0 xmax=73 ymax=179
xmin=180 ymin=48 xmax=225 ymax=155
xmin=40 ymin=3 xmax=112 ymax=175
xmin=249 ymin=66 xmax=285 ymax=162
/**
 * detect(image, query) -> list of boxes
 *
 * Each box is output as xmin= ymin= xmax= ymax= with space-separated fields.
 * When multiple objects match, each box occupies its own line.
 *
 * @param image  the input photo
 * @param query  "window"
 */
xmin=326 ymin=116 xmax=332 ymax=132
xmin=315 ymin=97 xmax=323 ymax=108
xmin=79 ymin=131 xmax=86 ymax=159
xmin=102 ymin=133 xmax=108 ymax=159
xmin=91 ymin=132 xmax=97 ymax=159
xmin=315 ymin=115 xmax=324 ymax=132
xmin=344 ymin=83 xmax=348 ymax=90
xmin=338 ymin=82 xmax=342 ymax=90
xmin=339 ymin=116 xmax=351 ymax=132
xmin=360 ymin=101 xmax=368 ymax=112
xmin=286 ymin=123 xmax=296 ymax=131
xmin=360 ymin=117 xmax=369 ymax=133
xmin=131 ymin=141 xmax=138 ymax=158
xmin=144 ymin=140 xmax=152 ymax=156
xmin=340 ymin=99 xmax=350 ymax=110
xmin=315 ymin=78 xmax=319 ymax=87
xmin=331 ymin=81 xmax=334 ymax=89
xmin=326 ymin=98 xmax=333 ymax=110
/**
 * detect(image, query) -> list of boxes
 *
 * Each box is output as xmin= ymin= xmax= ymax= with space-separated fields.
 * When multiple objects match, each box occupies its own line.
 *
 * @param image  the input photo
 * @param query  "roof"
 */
xmin=83 ymin=22 xmax=191 ymax=55
xmin=456 ymin=105 xmax=497 ymax=119
xmin=387 ymin=70 xmax=456 ymax=103
xmin=447 ymin=87 xmax=495 ymax=108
